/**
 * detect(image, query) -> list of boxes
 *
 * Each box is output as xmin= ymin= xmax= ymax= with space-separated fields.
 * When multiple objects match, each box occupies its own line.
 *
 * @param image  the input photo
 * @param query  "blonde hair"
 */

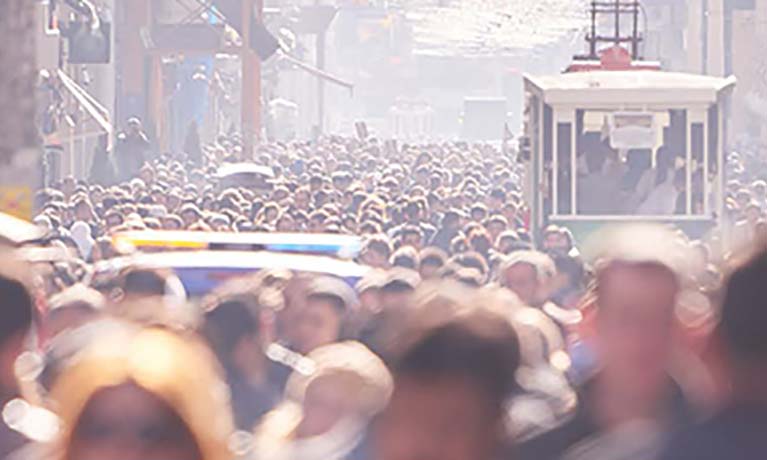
xmin=50 ymin=327 xmax=234 ymax=460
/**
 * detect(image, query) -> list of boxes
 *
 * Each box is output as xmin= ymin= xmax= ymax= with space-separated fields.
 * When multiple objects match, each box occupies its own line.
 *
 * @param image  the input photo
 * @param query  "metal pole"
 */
xmin=241 ymin=0 xmax=262 ymax=160
xmin=632 ymin=1 xmax=639 ymax=59
xmin=317 ymin=30 xmax=326 ymax=134
xmin=614 ymin=0 xmax=620 ymax=48
xmin=590 ymin=1 xmax=597 ymax=58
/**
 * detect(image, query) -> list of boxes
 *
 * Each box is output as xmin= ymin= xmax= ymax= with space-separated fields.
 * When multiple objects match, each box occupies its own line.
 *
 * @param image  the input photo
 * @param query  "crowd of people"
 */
xmin=1 ymin=122 xmax=767 ymax=460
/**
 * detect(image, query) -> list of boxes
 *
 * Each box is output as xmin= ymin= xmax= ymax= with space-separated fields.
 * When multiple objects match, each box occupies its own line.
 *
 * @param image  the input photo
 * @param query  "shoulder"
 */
xmin=514 ymin=412 xmax=589 ymax=460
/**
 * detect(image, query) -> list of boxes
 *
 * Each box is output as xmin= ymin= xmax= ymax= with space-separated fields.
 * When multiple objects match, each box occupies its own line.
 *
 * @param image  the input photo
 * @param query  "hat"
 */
xmin=307 ymin=277 xmax=359 ymax=312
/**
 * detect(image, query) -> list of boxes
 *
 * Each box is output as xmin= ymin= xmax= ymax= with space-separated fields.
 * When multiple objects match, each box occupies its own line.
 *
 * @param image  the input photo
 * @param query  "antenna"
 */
xmin=579 ymin=1 xmax=643 ymax=61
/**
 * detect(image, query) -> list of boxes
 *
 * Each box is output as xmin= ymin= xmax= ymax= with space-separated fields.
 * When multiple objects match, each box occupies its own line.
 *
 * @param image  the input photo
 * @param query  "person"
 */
xmin=292 ymin=277 xmax=356 ymax=355
xmin=200 ymin=283 xmax=279 ymax=431
xmin=45 ymin=284 xmax=104 ymax=338
xmin=418 ymin=247 xmax=447 ymax=280
xmin=70 ymin=221 xmax=95 ymax=261
xmin=0 ymin=264 xmax=35 ymax=458
xmin=184 ymin=121 xmax=203 ymax=166
xmin=517 ymin=225 xmax=695 ymax=460
xmin=657 ymin=245 xmax=767 ymax=460
xmin=110 ymin=267 xmax=190 ymax=327
xmin=47 ymin=327 xmax=234 ymax=460
xmin=576 ymin=145 xmax=623 ymax=215
xmin=253 ymin=341 xmax=392 ymax=460
xmin=429 ymin=210 xmax=462 ymax=253
xmin=634 ymin=147 xmax=680 ymax=215
xmin=499 ymin=251 xmax=581 ymax=335
xmin=115 ymin=118 xmax=151 ymax=182
xmin=374 ymin=282 xmax=521 ymax=460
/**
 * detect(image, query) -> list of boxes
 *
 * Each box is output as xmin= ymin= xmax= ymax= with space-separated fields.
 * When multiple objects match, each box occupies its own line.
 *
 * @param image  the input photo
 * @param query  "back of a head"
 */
xmin=201 ymin=296 xmax=261 ymax=372
xmin=392 ymin=284 xmax=521 ymax=414
xmin=120 ymin=267 xmax=168 ymax=297
xmin=720 ymin=247 xmax=767 ymax=364
xmin=0 ymin=266 xmax=34 ymax=348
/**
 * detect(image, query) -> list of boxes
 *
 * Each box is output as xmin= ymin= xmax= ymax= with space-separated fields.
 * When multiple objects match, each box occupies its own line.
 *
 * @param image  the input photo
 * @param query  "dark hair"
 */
xmin=489 ymin=188 xmax=507 ymax=202
xmin=391 ymin=246 xmax=420 ymax=270
xmin=719 ymin=248 xmax=767 ymax=363
xmin=393 ymin=307 xmax=520 ymax=414
xmin=451 ymin=251 xmax=489 ymax=277
xmin=120 ymin=268 xmax=168 ymax=296
xmin=0 ymin=272 xmax=34 ymax=346
xmin=401 ymin=225 xmax=424 ymax=242
xmin=420 ymin=247 xmax=448 ymax=269
xmin=202 ymin=298 xmax=260 ymax=373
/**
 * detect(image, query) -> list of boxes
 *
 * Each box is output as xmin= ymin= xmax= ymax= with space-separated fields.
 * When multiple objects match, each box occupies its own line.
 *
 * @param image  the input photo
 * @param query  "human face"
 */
xmin=75 ymin=203 xmax=93 ymax=221
xmin=597 ymin=263 xmax=678 ymax=400
xmin=375 ymin=377 xmax=499 ymax=460
xmin=402 ymin=234 xmax=422 ymax=250
xmin=277 ymin=216 xmax=296 ymax=232
xmin=419 ymin=263 xmax=441 ymax=280
xmin=361 ymin=249 xmax=388 ymax=269
xmin=502 ymin=263 xmax=539 ymax=306
xmin=162 ymin=218 xmax=182 ymax=231
xmin=309 ymin=218 xmax=325 ymax=233
xmin=294 ymin=298 xmax=342 ymax=354
xmin=166 ymin=196 xmax=181 ymax=212
xmin=487 ymin=223 xmax=505 ymax=242
xmin=181 ymin=211 xmax=197 ymax=227
xmin=295 ymin=191 xmax=310 ymax=210
xmin=67 ymin=384 xmax=202 ymax=460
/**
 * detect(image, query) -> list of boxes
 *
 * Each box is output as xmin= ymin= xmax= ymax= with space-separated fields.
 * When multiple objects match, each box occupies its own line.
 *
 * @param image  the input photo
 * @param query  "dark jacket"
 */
xmin=657 ymin=403 xmax=767 ymax=460
xmin=514 ymin=375 xmax=695 ymax=460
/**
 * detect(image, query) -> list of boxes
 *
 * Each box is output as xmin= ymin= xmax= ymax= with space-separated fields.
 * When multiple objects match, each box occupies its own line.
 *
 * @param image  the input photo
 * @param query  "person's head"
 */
xmin=51 ymin=327 xmax=233 ymax=460
xmin=161 ymin=215 xmax=184 ymax=231
xmin=74 ymin=199 xmax=95 ymax=222
xmin=308 ymin=210 xmax=328 ymax=233
xmin=309 ymin=175 xmax=324 ymax=193
xmin=111 ymin=268 xmax=188 ymax=327
xmin=403 ymin=201 xmax=422 ymax=223
xmin=376 ymin=286 xmax=520 ymax=460
xmin=293 ymin=277 xmax=355 ymax=355
xmin=442 ymin=210 xmax=462 ymax=231
xmin=200 ymin=284 xmax=266 ymax=382
xmin=591 ymin=225 xmax=685 ymax=402
xmin=391 ymin=246 xmax=420 ymax=271
xmin=0 ymin=264 xmax=34 ymax=391
xmin=126 ymin=117 xmax=143 ymax=135
xmin=541 ymin=225 xmax=571 ymax=253
xmin=744 ymin=202 xmax=762 ymax=224
xmin=470 ymin=204 xmax=487 ymax=223
xmin=468 ymin=228 xmax=493 ymax=257
xmin=717 ymin=246 xmax=767 ymax=396
xmin=104 ymin=211 xmax=124 ymax=231
xmin=500 ymin=251 xmax=552 ymax=307
xmin=400 ymin=226 xmax=424 ymax=250
xmin=46 ymin=284 xmax=104 ymax=338
xmin=361 ymin=235 xmax=392 ymax=269
xmin=496 ymin=230 xmax=520 ymax=255
xmin=484 ymin=215 xmax=508 ymax=242
xmin=488 ymin=188 xmax=506 ymax=211
xmin=419 ymin=248 xmax=447 ymax=280
xmin=294 ymin=187 xmax=311 ymax=210
xmin=279 ymin=341 xmax=392 ymax=439
xmin=752 ymin=180 xmax=767 ymax=199
xmin=179 ymin=205 xmax=201 ymax=228
xmin=379 ymin=270 xmax=420 ymax=313
xmin=275 ymin=212 xmax=296 ymax=232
